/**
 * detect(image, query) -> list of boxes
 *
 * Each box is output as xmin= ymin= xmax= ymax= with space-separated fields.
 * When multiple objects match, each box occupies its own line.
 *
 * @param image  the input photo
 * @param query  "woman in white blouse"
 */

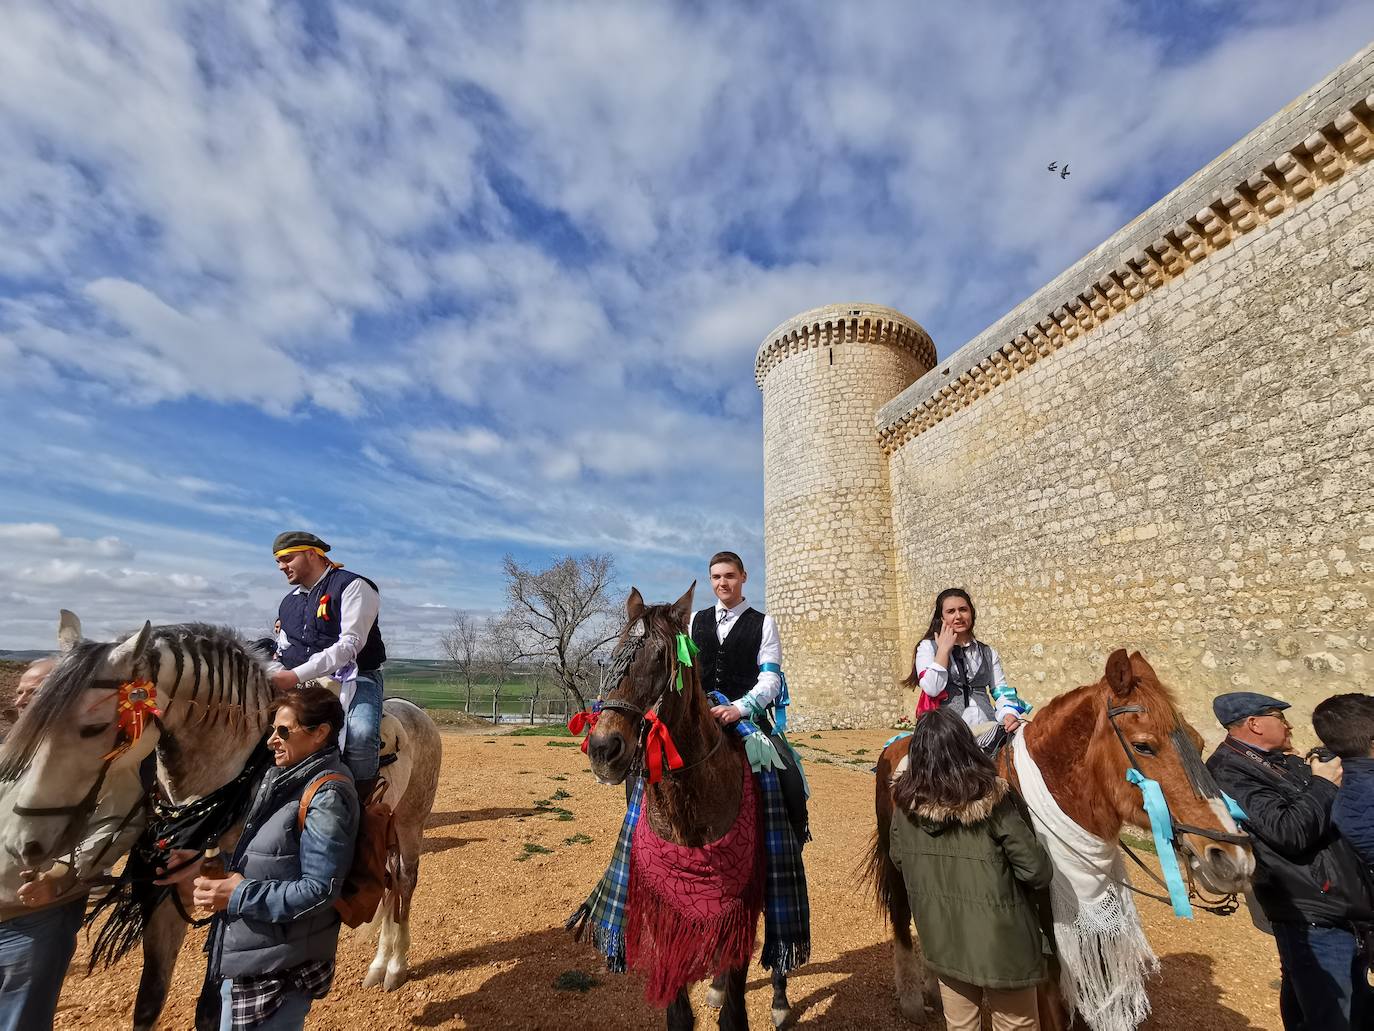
xmin=902 ymin=589 xmax=1026 ymax=743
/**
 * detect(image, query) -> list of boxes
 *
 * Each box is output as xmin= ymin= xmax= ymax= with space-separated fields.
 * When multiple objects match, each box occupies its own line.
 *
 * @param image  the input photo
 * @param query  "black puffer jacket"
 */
xmin=1207 ymin=737 xmax=1374 ymax=927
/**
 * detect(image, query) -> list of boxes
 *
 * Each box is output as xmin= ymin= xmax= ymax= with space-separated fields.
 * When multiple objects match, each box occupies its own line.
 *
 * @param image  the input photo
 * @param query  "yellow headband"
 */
xmin=274 ymin=545 xmax=328 ymax=558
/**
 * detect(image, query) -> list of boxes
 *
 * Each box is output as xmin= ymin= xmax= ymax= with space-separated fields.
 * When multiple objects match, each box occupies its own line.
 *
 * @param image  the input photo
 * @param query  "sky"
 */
xmin=2 ymin=0 xmax=1371 ymax=654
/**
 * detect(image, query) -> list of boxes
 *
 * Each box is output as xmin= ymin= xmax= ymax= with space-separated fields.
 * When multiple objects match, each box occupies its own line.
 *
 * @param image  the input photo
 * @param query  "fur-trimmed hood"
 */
xmin=891 ymin=754 xmax=1010 ymax=826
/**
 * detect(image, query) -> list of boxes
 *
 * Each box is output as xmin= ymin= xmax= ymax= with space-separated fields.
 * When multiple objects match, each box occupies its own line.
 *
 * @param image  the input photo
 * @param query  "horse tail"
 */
xmin=863 ymin=739 xmax=914 ymax=948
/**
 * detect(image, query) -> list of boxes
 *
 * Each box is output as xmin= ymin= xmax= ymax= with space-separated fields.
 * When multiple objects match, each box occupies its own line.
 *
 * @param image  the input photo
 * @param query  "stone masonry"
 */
xmin=757 ymin=306 xmax=934 ymax=729
xmin=759 ymin=43 xmax=1374 ymax=733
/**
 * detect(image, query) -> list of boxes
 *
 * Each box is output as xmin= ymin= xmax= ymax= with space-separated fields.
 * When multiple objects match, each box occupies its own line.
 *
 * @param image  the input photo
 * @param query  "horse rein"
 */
xmin=1104 ymin=701 xmax=1250 ymax=915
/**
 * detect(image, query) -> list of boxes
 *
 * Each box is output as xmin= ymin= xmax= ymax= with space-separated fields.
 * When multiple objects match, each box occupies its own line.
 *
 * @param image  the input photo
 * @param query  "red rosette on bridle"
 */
xmin=568 ymin=709 xmax=599 ymax=754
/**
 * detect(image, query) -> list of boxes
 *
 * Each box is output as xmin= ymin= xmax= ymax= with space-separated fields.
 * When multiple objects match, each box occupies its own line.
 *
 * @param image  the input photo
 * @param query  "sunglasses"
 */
xmin=1254 ymin=711 xmax=1290 ymax=726
xmin=269 ymin=722 xmax=318 ymax=741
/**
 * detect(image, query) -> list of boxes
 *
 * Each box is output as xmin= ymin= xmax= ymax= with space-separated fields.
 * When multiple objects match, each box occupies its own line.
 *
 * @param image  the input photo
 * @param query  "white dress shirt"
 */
xmin=282 ymin=571 xmax=381 ymax=682
xmin=914 ymin=637 xmax=1016 ymax=721
xmin=696 ymin=598 xmax=783 ymax=720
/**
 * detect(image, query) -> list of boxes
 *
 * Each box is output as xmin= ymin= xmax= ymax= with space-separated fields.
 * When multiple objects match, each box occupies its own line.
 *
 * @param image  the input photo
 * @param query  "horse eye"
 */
xmin=1132 ymin=741 xmax=1156 ymax=756
xmin=80 ymin=723 xmax=113 ymax=739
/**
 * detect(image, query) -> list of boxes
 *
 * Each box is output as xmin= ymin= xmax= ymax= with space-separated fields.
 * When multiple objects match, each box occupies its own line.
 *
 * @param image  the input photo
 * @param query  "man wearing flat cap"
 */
xmin=1206 ymin=691 xmax=1374 ymax=1030
xmin=268 ymin=531 xmax=386 ymax=794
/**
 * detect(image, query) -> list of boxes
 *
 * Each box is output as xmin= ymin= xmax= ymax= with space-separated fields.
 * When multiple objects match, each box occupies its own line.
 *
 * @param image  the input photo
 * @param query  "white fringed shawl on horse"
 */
xmin=569 ymin=585 xmax=810 ymax=1031
xmin=0 ymin=614 xmax=440 ymax=1031
xmin=866 ymin=649 xmax=1255 ymax=1031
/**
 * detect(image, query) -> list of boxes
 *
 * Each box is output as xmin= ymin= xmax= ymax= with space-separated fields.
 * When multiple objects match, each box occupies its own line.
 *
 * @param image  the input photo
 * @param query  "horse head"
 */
xmin=585 ymin=583 xmax=702 ymax=785
xmin=1032 ymin=649 xmax=1254 ymax=898
xmin=0 ymin=612 xmax=160 ymax=870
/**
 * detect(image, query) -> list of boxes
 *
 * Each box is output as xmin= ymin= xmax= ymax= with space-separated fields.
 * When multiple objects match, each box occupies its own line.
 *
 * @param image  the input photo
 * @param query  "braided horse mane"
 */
xmin=0 ymin=622 xmax=274 ymax=782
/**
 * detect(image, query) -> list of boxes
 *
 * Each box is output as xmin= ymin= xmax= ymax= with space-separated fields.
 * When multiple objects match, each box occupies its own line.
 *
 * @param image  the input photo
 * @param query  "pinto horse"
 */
xmin=584 ymin=584 xmax=781 ymax=1031
xmin=0 ymin=614 xmax=441 ymax=1030
xmin=865 ymin=649 xmax=1254 ymax=1029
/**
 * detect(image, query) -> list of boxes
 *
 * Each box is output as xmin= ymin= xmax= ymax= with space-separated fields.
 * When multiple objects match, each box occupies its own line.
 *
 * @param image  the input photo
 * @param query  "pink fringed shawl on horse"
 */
xmin=626 ymin=755 xmax=764 ymax=1006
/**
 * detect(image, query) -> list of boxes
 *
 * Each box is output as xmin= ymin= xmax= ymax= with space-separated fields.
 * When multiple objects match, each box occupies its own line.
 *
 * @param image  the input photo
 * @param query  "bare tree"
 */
xmin=438 ymin=612 xmax=482 ymax=713
xmin=501 ymin=553 xmax=620 ymax=713
xmin=483 ymin=614 xmax=524 ymax=725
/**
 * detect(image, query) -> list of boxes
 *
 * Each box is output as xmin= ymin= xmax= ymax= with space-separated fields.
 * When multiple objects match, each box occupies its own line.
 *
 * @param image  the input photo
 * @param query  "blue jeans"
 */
xmin=0 ymin=896 xmax=86 ymax=1031
xmin=344 ymin=670 xmax=383 ymax=781
xmin=219 ymin=978 xmax=312 ymax=1031
xmin=1271 ymin=921 xmax=1371 ymax=1030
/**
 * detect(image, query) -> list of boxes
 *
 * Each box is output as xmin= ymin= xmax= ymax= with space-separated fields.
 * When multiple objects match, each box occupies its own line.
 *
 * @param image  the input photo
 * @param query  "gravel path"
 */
xmin=55 ymin=729 xmax=1281 ymax=1029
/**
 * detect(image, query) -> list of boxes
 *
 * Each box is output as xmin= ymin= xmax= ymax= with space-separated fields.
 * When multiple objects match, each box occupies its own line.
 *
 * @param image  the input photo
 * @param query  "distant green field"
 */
xmin=382 ymin=671 xmax=578 ymax=719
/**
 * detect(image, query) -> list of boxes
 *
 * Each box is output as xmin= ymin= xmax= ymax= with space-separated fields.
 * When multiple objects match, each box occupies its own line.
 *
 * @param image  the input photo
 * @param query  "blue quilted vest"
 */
xmin=278 ymin=567 xmax=386 ymax=673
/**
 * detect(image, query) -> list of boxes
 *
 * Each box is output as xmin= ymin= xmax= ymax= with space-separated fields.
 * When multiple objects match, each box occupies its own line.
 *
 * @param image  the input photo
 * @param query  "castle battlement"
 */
xmin=755 ymin=303 xmax=936 ymax=388
xmin=876 ymin=42 xmax=1374 ymax=455
xmin=760 ymin=42 xmax=1374 ymax=731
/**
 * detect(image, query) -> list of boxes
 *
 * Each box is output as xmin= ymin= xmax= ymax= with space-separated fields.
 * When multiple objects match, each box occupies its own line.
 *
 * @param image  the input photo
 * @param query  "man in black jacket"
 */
xmin=1206 ymin=691 xmax=1374 ymax=1031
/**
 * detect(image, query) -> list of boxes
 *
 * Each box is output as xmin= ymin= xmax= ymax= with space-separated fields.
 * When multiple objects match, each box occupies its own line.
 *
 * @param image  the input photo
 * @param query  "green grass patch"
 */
xmin=1120 ymin=830 xmax=1158 ymax=855
xmin=551 ymin=788 xmax=572 ymax=800
xmin=510 ymin=724 xmax=576 ymax=737
xmin=516 ymin=842 xmax=554 ymax=862
xmin=545 ymin=740 xmax=579 ymax=748
xmin=549 ymin=775 xmax=568 ymax=782
xmin=553 ymin=970 xmax=599 ymax=992
xmin=564 ymin=833 xmax=593 ymax=845
xmin=853 ymin=748 xmax=870 ymax=755
xmin=512 ymin=742 xmax=526 ymax=747
xmin=809 ymin=734 xmax=822 ymax=740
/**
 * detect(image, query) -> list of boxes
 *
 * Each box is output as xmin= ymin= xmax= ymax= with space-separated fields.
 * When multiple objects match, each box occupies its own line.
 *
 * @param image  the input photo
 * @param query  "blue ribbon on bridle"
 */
xmin=1125 ymin=768 xmax=1194 ymax=918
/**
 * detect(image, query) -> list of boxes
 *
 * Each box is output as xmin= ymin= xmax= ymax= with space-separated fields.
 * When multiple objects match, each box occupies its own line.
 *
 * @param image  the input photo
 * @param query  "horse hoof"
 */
xmin=362 ymin=967 xmax=386 ymax=990
xmin=705 ymin=985 xmax=724 ymax=1009
xmin=384 ymin=970 xmax=408 ymax=992
xmin=771 ymin=1006 xmax=792 ymax=1028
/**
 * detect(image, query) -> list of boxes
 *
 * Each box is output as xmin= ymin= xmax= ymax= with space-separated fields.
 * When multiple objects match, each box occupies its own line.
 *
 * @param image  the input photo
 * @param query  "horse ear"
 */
xmin=1105 ymin=649 xmax=1136 ymax=698
xmin=108 ymin=621 xmax=153 ymax=675
xmin=670 ymin=581 xmax=696 ymax=629
xmin=57 ymin=610 xmax=82 ymax=653
xmin=1128 ymin=650 xmax=1158 ymax=681
xmin=626 ymin=588 xmax=645 ymax=624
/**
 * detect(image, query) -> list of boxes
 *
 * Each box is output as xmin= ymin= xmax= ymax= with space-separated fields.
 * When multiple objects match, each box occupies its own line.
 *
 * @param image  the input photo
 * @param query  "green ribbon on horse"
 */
xmin=673 ymin=633 xmax=699 ymax=693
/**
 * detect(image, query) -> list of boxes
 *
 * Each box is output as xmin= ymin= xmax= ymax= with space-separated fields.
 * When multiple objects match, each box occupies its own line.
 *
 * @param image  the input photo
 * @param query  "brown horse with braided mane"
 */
xmin=865 ymin=649 xmax=1255 ymax=1028
xmin=582 ymin=584 xmax=774 ymax=1030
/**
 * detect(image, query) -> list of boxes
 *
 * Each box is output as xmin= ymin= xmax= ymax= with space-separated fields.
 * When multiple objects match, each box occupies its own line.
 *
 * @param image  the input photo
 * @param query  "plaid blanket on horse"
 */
xmin=567 ymin=720 xmax=810 ymax=986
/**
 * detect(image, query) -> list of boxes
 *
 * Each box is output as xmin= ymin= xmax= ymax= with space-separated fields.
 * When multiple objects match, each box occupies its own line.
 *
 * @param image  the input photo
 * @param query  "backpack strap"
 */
xmin=298 ymin=773 xmax=350 ymax=834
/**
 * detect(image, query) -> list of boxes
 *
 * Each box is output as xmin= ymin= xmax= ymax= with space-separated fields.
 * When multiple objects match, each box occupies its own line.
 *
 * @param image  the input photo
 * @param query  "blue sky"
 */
xmin=2 ymin=0 xmax=1371 ymax=653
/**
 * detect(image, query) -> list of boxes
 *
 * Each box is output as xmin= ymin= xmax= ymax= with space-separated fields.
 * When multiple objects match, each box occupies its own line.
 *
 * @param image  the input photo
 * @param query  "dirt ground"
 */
xmin=54 ymin=728 xmax=1282 ymax=1030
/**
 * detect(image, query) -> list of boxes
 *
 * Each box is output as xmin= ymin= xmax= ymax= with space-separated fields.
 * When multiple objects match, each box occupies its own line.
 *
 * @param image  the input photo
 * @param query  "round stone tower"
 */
xmin=756 ymin=303 xmax=935 ymax=729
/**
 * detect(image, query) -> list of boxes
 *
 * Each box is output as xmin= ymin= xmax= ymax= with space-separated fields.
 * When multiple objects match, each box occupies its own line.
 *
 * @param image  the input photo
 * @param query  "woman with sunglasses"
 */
xmin=194 ymin=685 xmax=359 ymax=1031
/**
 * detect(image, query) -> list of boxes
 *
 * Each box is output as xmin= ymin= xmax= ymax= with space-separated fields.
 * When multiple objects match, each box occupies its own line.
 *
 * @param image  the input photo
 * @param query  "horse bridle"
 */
xmin=595 ymin=623 xmax=725 ymax=776
xmin=1105 ymin=703 xmax=1250 ymax=849
xmin=10 ymin=679 xmax=141 ymax=823
xmin=1105 ymin=702 xmax=1251 ymax=915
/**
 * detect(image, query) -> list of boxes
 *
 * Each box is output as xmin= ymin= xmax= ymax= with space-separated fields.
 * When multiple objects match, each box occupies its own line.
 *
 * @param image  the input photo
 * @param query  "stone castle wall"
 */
xmin=758 ymin=306 xmax=934 ymax=729
xmin=760 ymin=44 xmax=1374 ymax=732
xmin=877 ymin=47 xmax=1374 ymax=734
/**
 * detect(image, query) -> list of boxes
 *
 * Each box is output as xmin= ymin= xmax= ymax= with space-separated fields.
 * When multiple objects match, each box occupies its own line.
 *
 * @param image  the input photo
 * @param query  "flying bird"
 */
xmin=1047 ymin=161 xmax=1058 ymax=172
xmin=1060 ymin=164 xmax=1071 ymax=179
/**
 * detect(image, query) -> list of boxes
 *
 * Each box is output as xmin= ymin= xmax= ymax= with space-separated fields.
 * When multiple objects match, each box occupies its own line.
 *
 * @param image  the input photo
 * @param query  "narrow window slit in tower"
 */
xmin=829 ymin=348 xmax=833 ymax=365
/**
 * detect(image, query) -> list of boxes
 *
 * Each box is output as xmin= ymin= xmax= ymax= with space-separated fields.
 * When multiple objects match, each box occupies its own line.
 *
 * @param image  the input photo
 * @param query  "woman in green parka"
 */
xmin=889 ymin=706 xmax=1053 ymax=1031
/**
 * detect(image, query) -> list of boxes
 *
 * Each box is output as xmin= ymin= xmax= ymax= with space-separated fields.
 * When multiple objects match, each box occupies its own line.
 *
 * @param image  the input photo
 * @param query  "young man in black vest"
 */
xmin=689 ymin=551 xmax=809 ymax=844
xmin=268 ymin=531 xmax=386 ymax=794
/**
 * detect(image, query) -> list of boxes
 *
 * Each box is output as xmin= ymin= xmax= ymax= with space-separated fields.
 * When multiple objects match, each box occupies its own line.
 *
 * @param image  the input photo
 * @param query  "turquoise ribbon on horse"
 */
xmin=674 ymin=633 xmax=699 ymax=693
xmin=992 ymin=684 xmax=1032 ymax=715
xmin=1124 ymin=767 xmax=1193 ymax=919
xmin=758 ymin=662 xmax=790 ymax=732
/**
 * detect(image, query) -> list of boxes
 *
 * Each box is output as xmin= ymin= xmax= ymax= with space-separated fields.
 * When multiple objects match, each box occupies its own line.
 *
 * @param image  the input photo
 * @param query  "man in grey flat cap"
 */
xmin=1206 ymin=691 xmax=1374 ymax=1031
xmin=268 ymin=531 xmax=386 ymax=796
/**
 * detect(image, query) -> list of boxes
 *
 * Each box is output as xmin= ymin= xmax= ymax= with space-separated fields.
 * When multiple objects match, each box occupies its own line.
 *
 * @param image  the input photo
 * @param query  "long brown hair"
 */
xmin=900 ymin=587 xmax=977 ymax=689
xmin=890 ymin=707 xmax=999 ymax=813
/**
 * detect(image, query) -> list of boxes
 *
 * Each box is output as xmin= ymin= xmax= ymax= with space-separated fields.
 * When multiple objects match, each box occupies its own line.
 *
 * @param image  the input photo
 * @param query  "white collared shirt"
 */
xmin=697 ymin=598 xmax=783 ymax=719
xmin=914 ymin=637 xmax=1015 ymax=720
xmin=281 ymin=570 xmax=380 ymax=682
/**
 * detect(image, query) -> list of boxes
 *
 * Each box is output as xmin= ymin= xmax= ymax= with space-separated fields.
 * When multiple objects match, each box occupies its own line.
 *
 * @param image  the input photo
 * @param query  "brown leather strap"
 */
xmin=297 ymin=773 xmax=350 ymax=833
